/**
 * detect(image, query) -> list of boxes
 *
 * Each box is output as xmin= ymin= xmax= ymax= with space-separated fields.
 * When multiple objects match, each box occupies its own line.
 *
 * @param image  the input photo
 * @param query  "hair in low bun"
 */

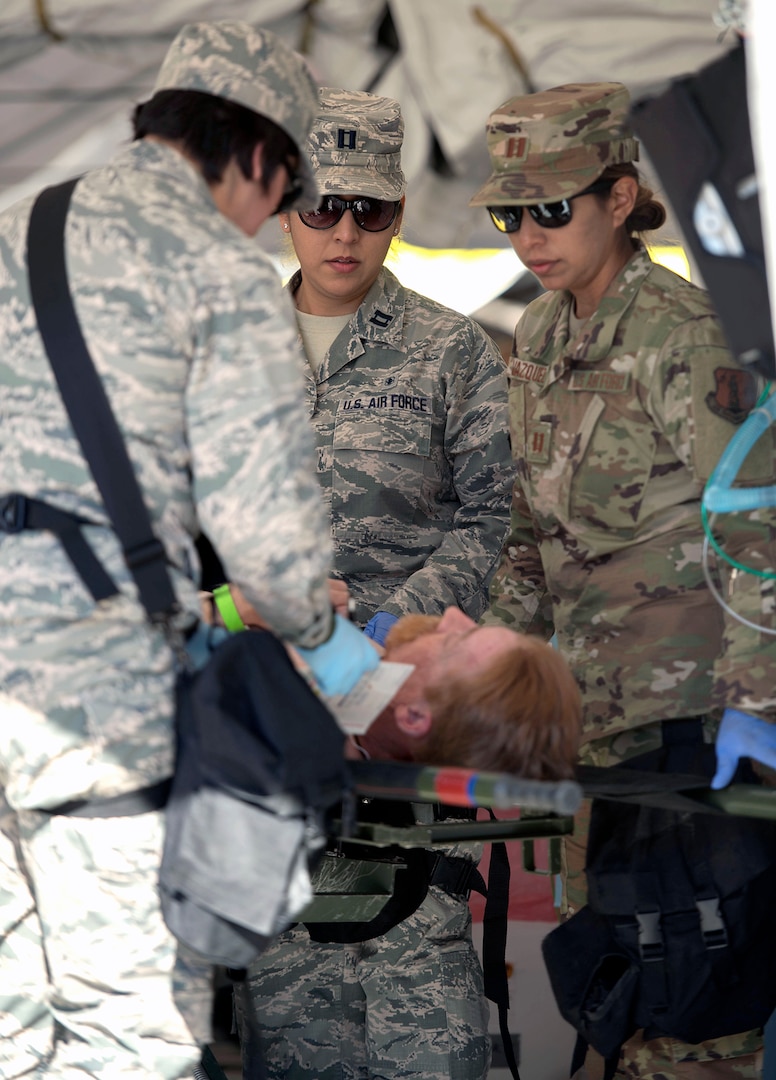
xmin=598 ymin=163 xmax=667 ymax=237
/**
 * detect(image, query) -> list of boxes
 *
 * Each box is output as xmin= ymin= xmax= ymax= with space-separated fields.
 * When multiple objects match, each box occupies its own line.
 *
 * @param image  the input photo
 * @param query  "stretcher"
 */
xmin=197 ymin=759 xmax=776 ymax=1079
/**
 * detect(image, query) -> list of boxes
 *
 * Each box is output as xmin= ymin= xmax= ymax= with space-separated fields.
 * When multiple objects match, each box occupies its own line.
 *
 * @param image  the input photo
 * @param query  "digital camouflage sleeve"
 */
xmin=296 ymin=266 xmax=515 ymax=625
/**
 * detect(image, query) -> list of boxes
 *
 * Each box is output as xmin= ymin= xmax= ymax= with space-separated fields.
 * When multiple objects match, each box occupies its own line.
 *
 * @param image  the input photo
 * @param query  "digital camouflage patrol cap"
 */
xmin=470 ymin=82 xmax=639 ymax=206
xmin=153 ymin=20 xmax=319 ymax=209
xmin=307 ymin=87 xmax=406 ymax=201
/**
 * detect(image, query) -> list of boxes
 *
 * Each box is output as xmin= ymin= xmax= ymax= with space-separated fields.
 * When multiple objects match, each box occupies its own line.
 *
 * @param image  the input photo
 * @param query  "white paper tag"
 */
xmin=326 ymin=661 xmax=415 ymax=735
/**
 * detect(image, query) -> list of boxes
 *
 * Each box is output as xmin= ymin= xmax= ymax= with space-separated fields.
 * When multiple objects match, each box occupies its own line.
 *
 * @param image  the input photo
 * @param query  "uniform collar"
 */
xmin=123 ymin=139 xmax=216 ymax=211
xmin=522 ymin=245 xmax=652 ymax=386
xmin=349 ymin=267 xmax=407 ymax=351
xmin=287 ymin=266 xmax=407 ymax=378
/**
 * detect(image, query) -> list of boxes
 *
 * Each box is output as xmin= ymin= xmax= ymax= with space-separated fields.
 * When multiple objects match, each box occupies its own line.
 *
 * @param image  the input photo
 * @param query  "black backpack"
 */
xmin=160 ymin=628 xmax=349 ymax=967
xmin=542 ymin=720 xmax=776 ymax=1068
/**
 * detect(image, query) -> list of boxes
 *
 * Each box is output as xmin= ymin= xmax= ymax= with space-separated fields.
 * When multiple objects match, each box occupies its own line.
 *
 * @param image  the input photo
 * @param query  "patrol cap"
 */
xmin=153 ymin=20 xmax=319 ymax=209
xmin=307 ymin=87 xmax=406 ymax=201
xmin=470 ymin=82 xmax=639 ymax=206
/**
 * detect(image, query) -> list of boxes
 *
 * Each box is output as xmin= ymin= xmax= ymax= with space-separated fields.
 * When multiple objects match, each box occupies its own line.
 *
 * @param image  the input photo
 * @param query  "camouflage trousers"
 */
xmin=561 ymin=722 xmax=764 ymax=1080
xmin=0 ymin=789 xmax=213 ymax=1079
xmin=233 ymin=885 xmax=491 ymax=1080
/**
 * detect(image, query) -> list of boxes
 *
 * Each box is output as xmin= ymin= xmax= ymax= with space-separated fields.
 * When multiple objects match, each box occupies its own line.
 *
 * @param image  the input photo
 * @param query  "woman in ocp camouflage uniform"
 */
xmin=471 ymin=81 xmax=776 ymax=1080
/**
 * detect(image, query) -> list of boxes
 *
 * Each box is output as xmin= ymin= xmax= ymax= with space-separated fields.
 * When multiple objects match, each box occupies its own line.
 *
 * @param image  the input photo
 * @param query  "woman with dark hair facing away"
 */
xmin=0 ymin=21 xmax=382 ymax=1080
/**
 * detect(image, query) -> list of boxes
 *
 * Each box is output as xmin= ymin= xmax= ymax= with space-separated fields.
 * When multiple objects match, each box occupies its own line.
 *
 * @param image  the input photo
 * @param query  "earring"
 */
xmin=282 ymin=223 xmax=290 ymax=231
xmin=393 ymin=228 xmax=399 ymax=236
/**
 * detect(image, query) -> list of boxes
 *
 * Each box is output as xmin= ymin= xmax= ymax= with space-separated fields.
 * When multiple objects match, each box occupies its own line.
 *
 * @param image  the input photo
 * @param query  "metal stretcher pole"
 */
xmin=347 ymin=760 xmax=583 ymax=815
xmin=690 ymin=784 xmax=776 ymax=819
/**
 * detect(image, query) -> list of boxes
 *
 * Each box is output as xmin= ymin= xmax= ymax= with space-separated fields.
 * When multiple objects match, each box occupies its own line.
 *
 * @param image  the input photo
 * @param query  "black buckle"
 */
xmin=636 ymin=910 xmax=664 ymax=961
xmin=696 ymin=896 xmax=729 ymax=950
xmin=428 ymin=853 xmax=478 ymax=897
xmin=0 ymin=493 xmax=28 ymax=533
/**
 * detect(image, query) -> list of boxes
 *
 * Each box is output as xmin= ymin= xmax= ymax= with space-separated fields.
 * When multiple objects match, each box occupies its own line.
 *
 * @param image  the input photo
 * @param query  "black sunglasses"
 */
xmin=487 ymin=179 xmax=614 ymax=234
xmin=298 ymin=196 xmax=401 ymax=233
xmin=275 ymin=158 xmax=304 ymax=215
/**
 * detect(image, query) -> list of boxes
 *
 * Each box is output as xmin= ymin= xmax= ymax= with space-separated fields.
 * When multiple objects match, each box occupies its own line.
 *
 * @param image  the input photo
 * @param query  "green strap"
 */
xmin=212 ymin=583 xmax=246 ymax=633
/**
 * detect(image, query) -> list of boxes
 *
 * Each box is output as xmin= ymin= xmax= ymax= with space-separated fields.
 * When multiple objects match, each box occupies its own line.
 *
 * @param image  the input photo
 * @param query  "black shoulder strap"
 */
xmin=26 ymin=179 xmax=177 ymax=621
xmin=482 ymin=814 xmax=520 ymax=1080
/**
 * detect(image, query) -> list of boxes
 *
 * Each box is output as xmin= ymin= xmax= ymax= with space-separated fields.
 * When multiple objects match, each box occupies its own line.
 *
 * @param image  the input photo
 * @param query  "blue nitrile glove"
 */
xmin=363 ymin=611 xmax=399 ymax=647
xmin=296 ymin=613 xmax=380 ymax=698
xmin=711 ymin=707 xmax=776 ymax=789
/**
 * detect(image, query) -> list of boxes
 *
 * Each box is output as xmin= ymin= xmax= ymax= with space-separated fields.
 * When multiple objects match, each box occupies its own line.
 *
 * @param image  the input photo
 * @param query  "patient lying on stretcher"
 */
xmin=205 ymin=583 xmax=581 ymax=781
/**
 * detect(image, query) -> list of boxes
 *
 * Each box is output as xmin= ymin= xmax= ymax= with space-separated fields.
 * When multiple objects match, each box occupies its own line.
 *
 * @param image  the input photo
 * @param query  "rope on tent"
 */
xmin=472 ymin=6 xmax=535 ymax=93
xmin=33 ymin=0 xmax=64 ymax=41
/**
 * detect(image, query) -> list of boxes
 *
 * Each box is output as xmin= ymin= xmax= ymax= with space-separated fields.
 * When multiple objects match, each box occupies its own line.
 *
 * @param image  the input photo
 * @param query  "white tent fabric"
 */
xmin=746 ymin=0 xmax=776 ymax=359
xmin=0 ymin=0 xmax=738 ymax=252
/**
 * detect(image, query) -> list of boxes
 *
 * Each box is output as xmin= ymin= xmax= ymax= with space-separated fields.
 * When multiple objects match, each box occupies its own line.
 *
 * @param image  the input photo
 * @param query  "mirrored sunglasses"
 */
xmin=487 ymin=179 xmax=613 ymax=234
xmin=298 ymin=196 xmax=401 ymax=233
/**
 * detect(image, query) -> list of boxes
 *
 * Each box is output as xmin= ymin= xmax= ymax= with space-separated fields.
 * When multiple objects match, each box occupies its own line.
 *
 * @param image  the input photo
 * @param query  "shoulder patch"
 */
xmin=705 ymin=367 xmax=758 ymax=424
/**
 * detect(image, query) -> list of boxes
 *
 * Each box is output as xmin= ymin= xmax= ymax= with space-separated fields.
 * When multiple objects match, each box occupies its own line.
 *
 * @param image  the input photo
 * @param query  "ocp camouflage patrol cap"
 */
xmin=307 ymin=87 xmax=406 ymax=201
xmin=153 ymin=21 xmax=319 ymax=209
xmin=470 ymin=82 xmax=639 ymax=207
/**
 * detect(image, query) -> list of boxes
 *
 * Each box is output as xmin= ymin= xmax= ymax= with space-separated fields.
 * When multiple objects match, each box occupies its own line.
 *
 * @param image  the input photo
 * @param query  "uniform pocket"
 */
xmin=333 ymin=392 xmax=432 ymax=456
xmin=330 ymin=395 xmax=434 ymax=564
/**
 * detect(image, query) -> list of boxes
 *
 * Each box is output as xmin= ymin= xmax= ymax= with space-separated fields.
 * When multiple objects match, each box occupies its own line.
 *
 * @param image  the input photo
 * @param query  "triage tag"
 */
xmin=327 ymin=661 xmax=415 ymax=735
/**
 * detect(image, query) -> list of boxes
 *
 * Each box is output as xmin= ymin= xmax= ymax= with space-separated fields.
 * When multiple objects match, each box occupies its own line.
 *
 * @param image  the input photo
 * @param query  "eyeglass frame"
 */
xmin=274 ymin=157 xmax=304 ymax=215
xmin=487 ymin=179 xmax=614 ymax=234
xmin=297 ymin=196 xmax=402 ymax=233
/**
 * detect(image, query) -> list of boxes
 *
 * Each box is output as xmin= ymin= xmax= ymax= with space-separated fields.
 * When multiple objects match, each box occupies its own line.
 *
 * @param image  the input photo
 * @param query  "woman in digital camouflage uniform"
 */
xmin=472 ymin=81 xmax=776 ymax=1080
xmin=230 ymin=86 xmax=516 ymax=1080
xmin=272 ymin=85 xmax=514 ymax=649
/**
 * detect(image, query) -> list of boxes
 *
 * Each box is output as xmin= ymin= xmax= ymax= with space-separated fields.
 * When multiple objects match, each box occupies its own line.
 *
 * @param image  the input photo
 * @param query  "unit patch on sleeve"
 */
xmin=705 ymin=367 xmax=758 ymax=424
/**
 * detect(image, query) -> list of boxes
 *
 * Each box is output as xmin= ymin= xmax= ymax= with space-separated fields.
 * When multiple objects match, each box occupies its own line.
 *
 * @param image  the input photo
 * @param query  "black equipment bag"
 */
xmin=162 ymin=629 xmax=349 ymax=967
xmin=542 ymin=720 xmax=776 ymax=1061
xmin=25 ymin=177 xmax=350 ymax=968
xmin=630 ymin=41 xmax=775 ymax=379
